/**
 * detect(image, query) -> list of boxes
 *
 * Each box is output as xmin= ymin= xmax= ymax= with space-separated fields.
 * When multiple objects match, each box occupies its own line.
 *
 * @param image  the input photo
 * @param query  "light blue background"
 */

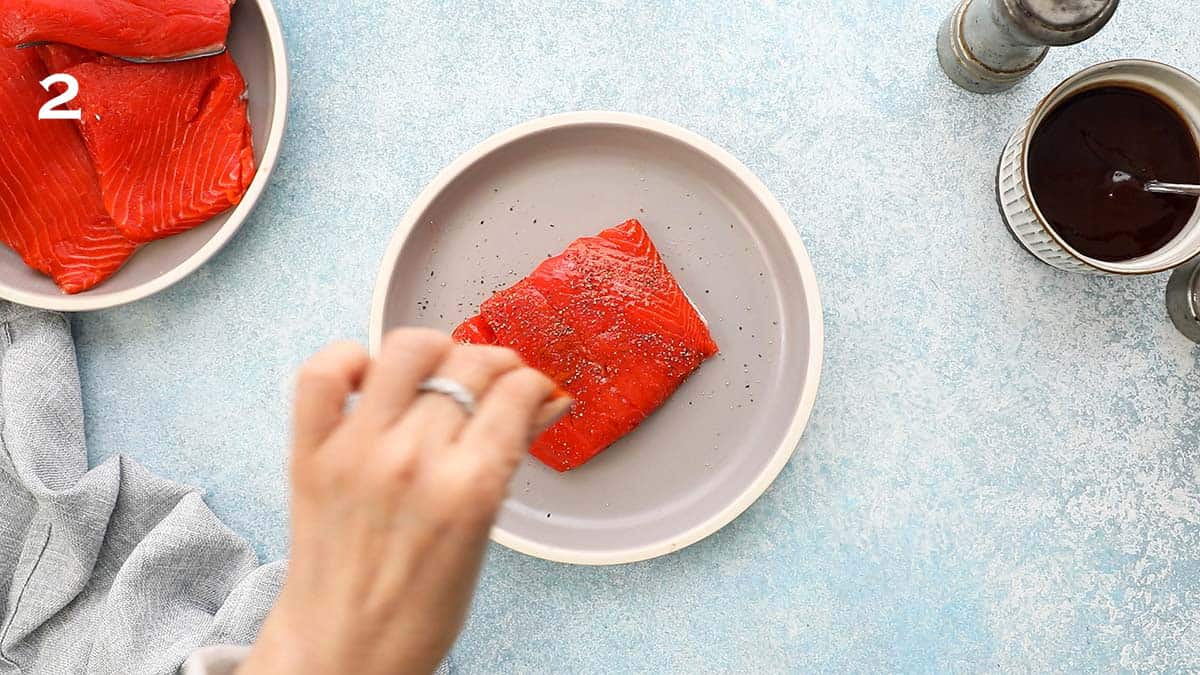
xmin=74 ymin=1 xmax=1199 ymax=671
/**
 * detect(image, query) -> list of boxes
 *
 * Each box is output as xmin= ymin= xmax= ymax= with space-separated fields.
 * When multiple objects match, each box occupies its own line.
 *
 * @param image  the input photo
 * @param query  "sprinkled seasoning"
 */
xmin=450 ymin=219 xmax=718 ymax=471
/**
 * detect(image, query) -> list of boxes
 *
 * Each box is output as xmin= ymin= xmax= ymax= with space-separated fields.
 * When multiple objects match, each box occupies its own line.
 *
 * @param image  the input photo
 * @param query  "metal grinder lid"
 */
xmin=1005 ymin=0 xmax=1120 ymax=45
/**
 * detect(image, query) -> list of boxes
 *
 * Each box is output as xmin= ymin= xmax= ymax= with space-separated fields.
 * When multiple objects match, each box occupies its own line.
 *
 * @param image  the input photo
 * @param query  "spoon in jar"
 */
xmin=1112 ymin=171 xmax=1200 ymax=197
xmin=1144 ymin=181 xmax=1200 ymax=197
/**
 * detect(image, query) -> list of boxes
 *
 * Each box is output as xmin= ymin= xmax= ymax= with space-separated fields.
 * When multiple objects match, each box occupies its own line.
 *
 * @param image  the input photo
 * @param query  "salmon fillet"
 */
xmin=454 ymin=219 xmax=719 ymax=471
xmin=39 ymin=45 xmax=255 ymax=242
xmin=0 ymin=48 xmax=135 ymax=293
xmin=0 ymin=0 xmax=233 ymax=61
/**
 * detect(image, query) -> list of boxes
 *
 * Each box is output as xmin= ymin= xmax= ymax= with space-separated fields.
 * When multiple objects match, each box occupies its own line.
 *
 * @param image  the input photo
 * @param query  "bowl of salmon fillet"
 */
xmin=371 ymin=112 xmax=824 ymax=564
xmin=0 ymin=0 xmax=288 ymax=311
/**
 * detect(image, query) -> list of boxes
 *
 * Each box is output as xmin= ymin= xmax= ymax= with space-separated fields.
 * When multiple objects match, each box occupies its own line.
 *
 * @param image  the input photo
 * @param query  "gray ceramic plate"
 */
xmin=0 ymin=0 xmax=288 ymax=311
xmin=370 ymin=112 xmax=823 ymax=564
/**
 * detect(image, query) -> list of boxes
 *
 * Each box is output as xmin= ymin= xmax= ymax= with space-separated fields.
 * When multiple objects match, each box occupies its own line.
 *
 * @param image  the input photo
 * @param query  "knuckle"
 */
xmin=379 ymin=448 xmax=421 ymax=485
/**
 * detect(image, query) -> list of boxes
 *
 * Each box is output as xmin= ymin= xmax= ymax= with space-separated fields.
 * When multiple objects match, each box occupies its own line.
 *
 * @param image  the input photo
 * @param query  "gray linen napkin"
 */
xmin=0 ymin=302 xmax=284 ymax=674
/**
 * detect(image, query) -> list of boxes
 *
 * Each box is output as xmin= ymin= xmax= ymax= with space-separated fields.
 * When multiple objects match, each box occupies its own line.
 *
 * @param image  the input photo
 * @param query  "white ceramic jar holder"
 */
xmin=996 ymin=60 xmax=1200 ymax=343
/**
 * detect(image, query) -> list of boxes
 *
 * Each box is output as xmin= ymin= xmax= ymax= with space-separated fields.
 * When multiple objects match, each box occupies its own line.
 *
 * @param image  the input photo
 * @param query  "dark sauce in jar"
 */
xmin=1027 ymin=86 xmax=1200 ymax=262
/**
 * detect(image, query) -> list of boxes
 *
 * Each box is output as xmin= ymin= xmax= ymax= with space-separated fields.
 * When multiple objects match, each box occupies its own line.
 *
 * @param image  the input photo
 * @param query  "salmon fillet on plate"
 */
xmin=454 ymin=218 xmax=719 ymax=472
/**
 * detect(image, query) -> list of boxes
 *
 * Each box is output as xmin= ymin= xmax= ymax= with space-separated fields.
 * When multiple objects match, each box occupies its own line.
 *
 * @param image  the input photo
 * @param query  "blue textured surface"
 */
xmin=73 ymin=1 xmax=1200 ymax=671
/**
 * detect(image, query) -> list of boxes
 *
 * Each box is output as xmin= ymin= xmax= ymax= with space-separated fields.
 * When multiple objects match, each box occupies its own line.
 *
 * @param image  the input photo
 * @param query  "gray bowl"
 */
xmin=0 ymin=0 xmax=288 ymax=311
xmin=370 ymin=112 xmax=824 ymax=564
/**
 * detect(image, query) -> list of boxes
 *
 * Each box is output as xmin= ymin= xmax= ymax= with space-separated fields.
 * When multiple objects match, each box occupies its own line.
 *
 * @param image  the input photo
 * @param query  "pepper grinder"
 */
xmin=937 ymin=0 xmax=1120 ymax=93
xmin=1167 ymin=258 xmax=1200 ymax=343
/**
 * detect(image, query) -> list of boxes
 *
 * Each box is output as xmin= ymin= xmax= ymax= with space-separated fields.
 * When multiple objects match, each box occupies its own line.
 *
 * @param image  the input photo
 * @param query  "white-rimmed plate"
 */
xmin=370 ymin=112 xmax=822 ymax=564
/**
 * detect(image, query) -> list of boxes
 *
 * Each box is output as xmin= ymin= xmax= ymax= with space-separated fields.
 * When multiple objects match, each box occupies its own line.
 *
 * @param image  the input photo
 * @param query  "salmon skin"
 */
xmin=0 ymin=0 xmax=233 ymax=61
xmin=0 ymin=48 xmax=135 ymax=293
xmin=39 ymin=45 xmax=255 ymax=242
xmin=454 ymin=219 xmax=719 ymax=471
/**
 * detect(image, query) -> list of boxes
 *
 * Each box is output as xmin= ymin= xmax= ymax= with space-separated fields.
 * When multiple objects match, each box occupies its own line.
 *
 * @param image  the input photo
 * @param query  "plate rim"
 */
xmin=368 ymin=111 xmax=824 ymax=565
xmin=0 ymin=0 xmax=291 ymax=312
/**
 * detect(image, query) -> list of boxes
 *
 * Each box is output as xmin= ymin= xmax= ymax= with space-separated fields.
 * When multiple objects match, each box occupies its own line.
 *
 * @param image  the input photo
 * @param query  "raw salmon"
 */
xmin=0 ymin=0 xmax=233 ymax=61
xmin=0 ymin=48 xmax=135 ymax=293
xmin=39 ymin=46 xmax=255 ymax=242
xmin=454 ymin=219 xmax=718 ymax=471
xmin=34 ymin=41 xmax=92 ymax=71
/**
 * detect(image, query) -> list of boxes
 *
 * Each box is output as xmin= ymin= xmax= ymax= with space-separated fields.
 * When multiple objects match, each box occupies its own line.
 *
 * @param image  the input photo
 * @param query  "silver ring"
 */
xmin=417 ymin=377 xmax=476 ymax=416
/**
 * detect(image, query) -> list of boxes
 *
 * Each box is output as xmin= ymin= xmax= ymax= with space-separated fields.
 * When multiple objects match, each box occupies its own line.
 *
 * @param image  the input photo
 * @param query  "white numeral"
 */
xmin=38 ymin=73 xmax=81 ymax=120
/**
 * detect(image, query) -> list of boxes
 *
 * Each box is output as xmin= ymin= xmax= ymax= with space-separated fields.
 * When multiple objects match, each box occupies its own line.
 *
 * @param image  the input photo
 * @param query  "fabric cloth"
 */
xmin=182 ymin=645 xmax=252 ymax=674
xmin=0 ymin=302 xmax=285 ymax=674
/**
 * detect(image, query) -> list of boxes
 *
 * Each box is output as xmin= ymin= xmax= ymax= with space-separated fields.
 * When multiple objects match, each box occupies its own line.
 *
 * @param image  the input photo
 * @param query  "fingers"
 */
xmin=532 ymin=395 xmax=573 ymax=435
xmin=396 ymin=345 xmax=526 ymax=446
xmin=456 ymin=367 xmax=561 ymax=471
xmin=293 ymin=341 xmax=371 ymax=455
xmin=412 ymin=370 xmax=562 ymax=539
xmin=356 ymin=329 xmax=453 ymax=426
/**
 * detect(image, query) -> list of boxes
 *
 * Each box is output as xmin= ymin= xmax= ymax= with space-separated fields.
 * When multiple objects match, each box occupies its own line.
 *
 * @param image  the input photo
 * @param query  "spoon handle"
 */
xmin=16 ymin=41 xmax=226 ymax=63
xmin=1145 ymin=181 xmax=1200 ymax=197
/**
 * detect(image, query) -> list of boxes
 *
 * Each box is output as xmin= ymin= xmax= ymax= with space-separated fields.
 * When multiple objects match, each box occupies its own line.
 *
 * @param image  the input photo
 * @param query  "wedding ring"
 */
xmin=417 ymin=377 xmax=477 ymax=416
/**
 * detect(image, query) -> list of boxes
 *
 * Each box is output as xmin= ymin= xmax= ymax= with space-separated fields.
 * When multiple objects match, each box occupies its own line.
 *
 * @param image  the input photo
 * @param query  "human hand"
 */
xmin=238 ymin=329 xmax=566 ymax=675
